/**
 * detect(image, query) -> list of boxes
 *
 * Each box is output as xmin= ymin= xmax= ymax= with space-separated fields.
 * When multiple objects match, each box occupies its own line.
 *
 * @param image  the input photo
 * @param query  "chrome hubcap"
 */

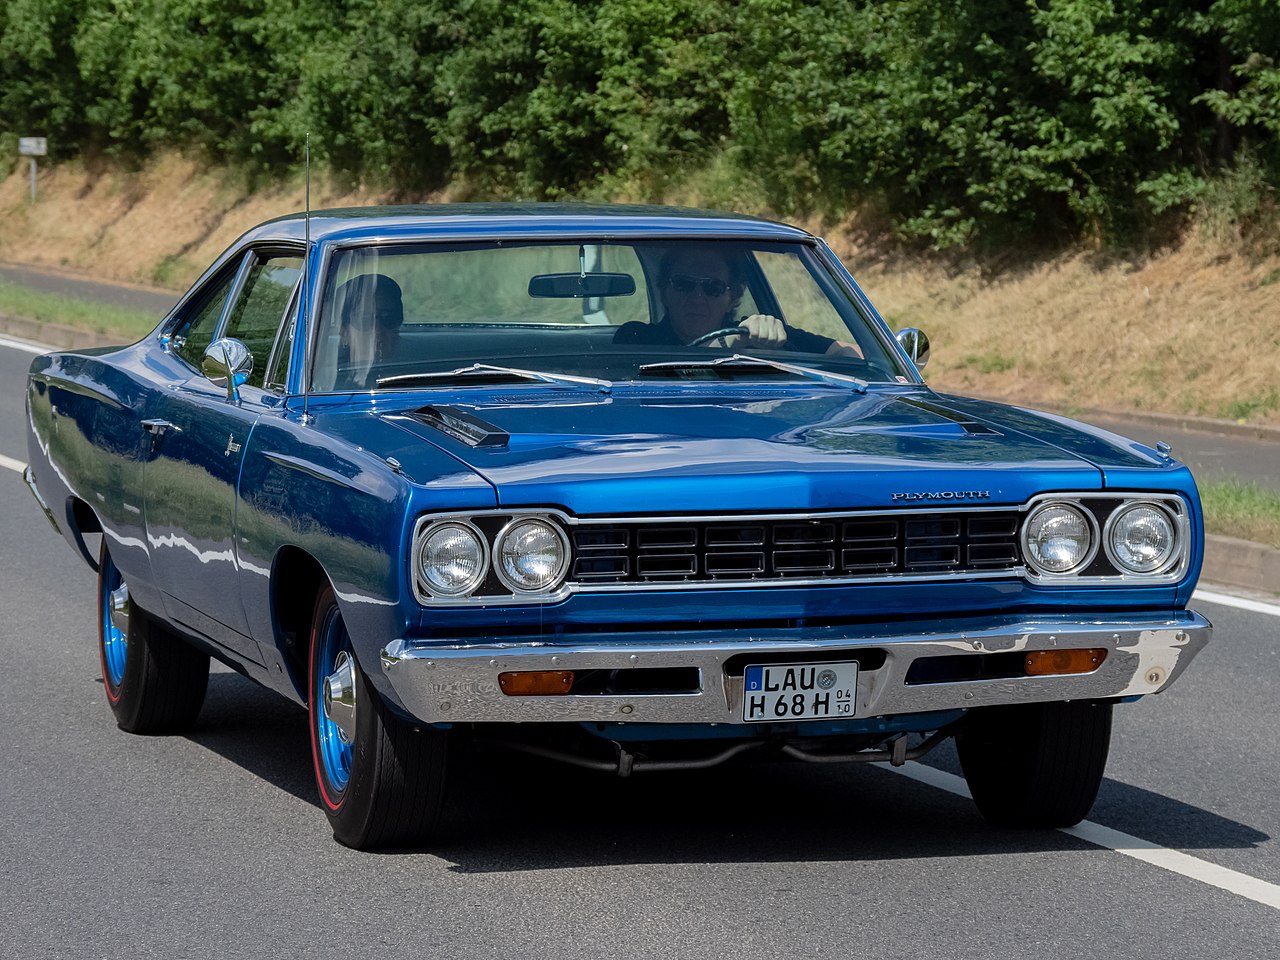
xmin=323 ymin=651 xmax=357 ymax=745
xmin=109 ymin=583 xmax=131 ymax=640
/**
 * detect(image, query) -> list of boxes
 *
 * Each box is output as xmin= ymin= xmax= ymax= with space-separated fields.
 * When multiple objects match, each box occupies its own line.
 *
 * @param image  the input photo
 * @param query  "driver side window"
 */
xmin=222 ymin=252 xmax=304 ymax=389
xmin=172 ymin=271 xmax=235 ymax=369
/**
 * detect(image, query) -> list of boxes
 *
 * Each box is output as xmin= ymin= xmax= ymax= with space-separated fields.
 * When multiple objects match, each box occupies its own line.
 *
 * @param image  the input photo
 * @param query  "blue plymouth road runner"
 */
xmin=25 ymin=205 xmax=1211 ymax=849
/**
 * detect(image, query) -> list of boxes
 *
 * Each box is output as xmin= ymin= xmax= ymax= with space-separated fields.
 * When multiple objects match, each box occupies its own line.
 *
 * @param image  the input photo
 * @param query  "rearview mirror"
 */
xmin=528 ymin=272 xmax=636 ymax=299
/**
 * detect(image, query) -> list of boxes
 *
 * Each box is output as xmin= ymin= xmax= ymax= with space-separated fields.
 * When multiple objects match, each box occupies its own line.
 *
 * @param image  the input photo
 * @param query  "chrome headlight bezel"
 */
xmin=413 ymin=518 xmax=489 ymax=599
xmin=410 ymin=511 xmax=575 ymax=606
xmin=1020 ymin=500 xmax=1099 ymax=577
xmin=1103 ymin=501 xmax=1179 ymax=575
xmin=492 ymin=517 xmax=572 ymax=595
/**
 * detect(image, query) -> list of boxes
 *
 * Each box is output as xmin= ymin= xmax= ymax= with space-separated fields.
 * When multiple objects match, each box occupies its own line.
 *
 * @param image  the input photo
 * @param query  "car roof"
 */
xmin=244 ymin=202 xmax=817 ymax=246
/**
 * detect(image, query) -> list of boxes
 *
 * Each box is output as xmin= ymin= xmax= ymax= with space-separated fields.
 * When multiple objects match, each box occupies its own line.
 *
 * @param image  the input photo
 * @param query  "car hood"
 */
xmin=347 ymin=385 xmax=1174 ymax=515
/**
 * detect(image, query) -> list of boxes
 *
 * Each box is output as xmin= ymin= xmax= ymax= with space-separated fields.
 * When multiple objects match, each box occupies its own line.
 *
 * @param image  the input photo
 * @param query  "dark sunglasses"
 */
xmin=668 ymin=274 xmax=730 ymax=298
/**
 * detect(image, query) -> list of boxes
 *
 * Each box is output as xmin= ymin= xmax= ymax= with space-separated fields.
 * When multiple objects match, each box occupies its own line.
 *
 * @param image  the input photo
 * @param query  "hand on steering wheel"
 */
xmin=687 ymin=314 xmax=788 ymax=349
xmin=687 ymin=326 xmax=749 ymax=347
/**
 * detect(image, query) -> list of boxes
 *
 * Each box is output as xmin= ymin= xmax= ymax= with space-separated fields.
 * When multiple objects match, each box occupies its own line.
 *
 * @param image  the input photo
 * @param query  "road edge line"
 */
xmin=1193 ymin=588 xmax=1280 ymax=617
xmin=0 ymin=333 xmax=53 ymax=355
xmin=886 ymin=762 xmax=1280 ymax=912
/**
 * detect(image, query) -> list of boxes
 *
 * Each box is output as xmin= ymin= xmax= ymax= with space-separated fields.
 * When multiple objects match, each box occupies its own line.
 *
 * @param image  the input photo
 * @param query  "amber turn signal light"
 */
xmin=498 ymin=670 xmax=575 ymax=696
xmin=1024 ymin=648 xmax=1107 ymax=677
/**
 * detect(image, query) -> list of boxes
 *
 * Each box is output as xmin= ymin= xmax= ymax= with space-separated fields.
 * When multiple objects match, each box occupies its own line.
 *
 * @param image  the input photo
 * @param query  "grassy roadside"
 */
xmin=1200 ymin=479 xmax=1280 ymax=549
xmin=0 ymin=281 xmax=157 ymax=340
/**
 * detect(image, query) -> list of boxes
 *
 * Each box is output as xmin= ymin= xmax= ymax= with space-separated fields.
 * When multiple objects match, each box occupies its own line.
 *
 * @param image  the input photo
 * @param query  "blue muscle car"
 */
xmin=24 ymin=204 xmax=1211 ymax=849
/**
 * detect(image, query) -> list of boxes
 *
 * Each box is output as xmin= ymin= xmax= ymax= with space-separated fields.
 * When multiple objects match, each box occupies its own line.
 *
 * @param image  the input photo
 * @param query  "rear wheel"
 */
xmin=956 ymin=700 xmax=1112 ymax=828
xmin=308 ymin=585 xmax=451 ymax=849
xmin=97 ymin=539 xmax=209 ymax=733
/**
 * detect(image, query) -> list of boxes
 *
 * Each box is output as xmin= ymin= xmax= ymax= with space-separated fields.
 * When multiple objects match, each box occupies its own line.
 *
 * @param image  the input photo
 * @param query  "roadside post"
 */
xmin=19 ymin=137 xmax=47 ymax=204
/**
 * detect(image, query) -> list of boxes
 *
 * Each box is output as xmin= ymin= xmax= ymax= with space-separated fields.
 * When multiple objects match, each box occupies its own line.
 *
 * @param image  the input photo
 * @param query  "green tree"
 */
xmin=1 ymin=0 xmax=1276 ymax=248
xmin=0 ymin=0 xmax=93 ymax=156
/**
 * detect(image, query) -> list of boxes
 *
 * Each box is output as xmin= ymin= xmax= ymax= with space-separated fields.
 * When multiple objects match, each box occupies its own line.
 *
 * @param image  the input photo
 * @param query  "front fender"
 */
xmin=235 ymin=411 xmax=496 ymax=706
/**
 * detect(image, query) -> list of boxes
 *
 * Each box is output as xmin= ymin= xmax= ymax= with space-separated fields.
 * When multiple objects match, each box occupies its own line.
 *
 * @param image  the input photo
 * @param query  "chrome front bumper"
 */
xmin=379 ymin=612 xmax=1211 ymax=725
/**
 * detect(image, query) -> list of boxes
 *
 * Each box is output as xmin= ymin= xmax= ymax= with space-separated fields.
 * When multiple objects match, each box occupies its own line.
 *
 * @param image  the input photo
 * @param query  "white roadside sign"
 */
xmin=19 ymin=137 xmax=47 ymax=156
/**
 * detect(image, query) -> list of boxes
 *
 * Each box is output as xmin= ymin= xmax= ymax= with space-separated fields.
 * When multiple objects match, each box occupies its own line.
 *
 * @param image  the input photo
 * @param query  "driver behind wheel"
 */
xmin=612 ymin=248 xmax=855 ymax=355
xmin=333 ymin=273 xmax=404 ymax=390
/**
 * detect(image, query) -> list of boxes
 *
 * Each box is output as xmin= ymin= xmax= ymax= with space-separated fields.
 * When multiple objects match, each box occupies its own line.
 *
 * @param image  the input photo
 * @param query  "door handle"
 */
xmin=141 ymin=419 xmax=181 ymax=436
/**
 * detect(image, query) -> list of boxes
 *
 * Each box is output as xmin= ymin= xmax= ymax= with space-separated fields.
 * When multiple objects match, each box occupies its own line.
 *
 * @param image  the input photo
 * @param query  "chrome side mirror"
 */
xmin=203 ymin=338 xmax=253 ymax=401
xmin=895 ymin=328 xmax=930 ymax=371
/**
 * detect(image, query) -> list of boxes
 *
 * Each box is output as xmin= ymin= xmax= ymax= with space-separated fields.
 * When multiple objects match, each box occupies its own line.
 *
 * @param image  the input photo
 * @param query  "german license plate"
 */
xmin=742 ymin=661 xmax=858 ymax=722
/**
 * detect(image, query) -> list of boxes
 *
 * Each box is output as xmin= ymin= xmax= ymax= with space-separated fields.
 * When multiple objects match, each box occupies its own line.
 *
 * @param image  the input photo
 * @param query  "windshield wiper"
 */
xmin=638 ymin=354 xmax=868 ymax=393
xmin=378 ymin=363 xmax=612 ymax=393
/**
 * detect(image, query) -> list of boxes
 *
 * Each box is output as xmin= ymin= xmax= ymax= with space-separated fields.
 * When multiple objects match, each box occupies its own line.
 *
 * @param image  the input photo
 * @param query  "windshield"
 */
xmin=309 ymin=239 xmax=909 ymax=391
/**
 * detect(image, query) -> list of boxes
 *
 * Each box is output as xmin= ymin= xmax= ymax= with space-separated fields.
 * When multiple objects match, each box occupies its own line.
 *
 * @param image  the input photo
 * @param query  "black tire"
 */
xmin=97 ymin=539 xmax=209 ymax=734
xmin=307 ymin=585 xmax=451 ymax=850
xmin=956 ymin=699 xmax=1112 ymax=828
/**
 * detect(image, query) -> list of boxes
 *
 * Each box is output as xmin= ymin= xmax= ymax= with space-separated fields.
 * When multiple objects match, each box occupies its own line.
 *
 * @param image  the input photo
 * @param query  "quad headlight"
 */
xmin=494 ymin=518 xmax=570 ymax=593
xmin=1019 ymin=495 xmax=1186 ymax=580
xmin=1105 ymin=502 xmax=1177 ymax=574
xmin=412 ymin=513 xmax=571 ymax=602
xmin=415 ymin=520 xmax=488 ymax=598
xmin=1021 ymin=501 xmax=1096 ymax=575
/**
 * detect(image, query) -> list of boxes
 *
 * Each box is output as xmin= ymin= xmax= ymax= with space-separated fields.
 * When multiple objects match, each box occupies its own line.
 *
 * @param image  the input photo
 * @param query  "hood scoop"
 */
xmin=896 ymin=397 xmax=1000 ymax=436
xmin=408 ymin=405 xmax=509 ymax=448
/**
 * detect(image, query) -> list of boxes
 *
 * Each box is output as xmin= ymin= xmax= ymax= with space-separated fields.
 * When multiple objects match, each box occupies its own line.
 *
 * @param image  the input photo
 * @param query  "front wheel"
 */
xmin=956 ymin=700 xmax=1112 ymax=828
xmin=308 ymin=585 xmax=451 ymax=849
xmin=97 ymin=539 xmax=209 ymax=733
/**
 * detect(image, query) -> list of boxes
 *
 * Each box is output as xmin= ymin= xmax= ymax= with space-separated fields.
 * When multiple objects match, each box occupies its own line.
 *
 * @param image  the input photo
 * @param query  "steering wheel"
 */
xmin=687 ymin=326 xmax=749 ymax=347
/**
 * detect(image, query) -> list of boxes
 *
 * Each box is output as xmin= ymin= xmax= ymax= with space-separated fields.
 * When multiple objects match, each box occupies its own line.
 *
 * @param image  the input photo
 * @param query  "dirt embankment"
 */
xmin=0 ymin=154 xmax=380 ymax=289
xmin=3 ymin=154 xmax=1278 ymax=424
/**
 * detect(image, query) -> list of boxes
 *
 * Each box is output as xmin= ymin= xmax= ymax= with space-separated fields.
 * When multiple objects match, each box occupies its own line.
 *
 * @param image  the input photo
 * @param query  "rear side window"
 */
xmin=223 ymin=254 xmax=304 ymax=388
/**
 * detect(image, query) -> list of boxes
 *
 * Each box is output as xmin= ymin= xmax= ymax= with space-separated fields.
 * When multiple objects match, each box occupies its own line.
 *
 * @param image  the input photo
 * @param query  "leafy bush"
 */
xmin=1 ymin=0 xmax=1276 ymax=249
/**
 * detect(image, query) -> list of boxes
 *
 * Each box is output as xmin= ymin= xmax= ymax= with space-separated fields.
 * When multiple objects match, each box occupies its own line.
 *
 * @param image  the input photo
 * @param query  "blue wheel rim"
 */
xmin=100 ymin=553 xmax=127 ymax=687
xmin=314 ymin=606 xmax=353 ymax=795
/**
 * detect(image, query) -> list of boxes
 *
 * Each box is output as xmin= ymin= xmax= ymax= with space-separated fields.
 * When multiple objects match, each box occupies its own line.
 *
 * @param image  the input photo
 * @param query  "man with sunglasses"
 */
xmin=613 ymin=248 xmax=850 ymax=355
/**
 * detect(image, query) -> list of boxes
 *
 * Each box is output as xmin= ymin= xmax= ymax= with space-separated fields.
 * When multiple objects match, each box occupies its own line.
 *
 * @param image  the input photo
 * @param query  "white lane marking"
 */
xmin=0 ymin=334 xmax=52 ymax=355
xmin=887 ymin=762 xmax=1280 ymax=911
xmin=1062 ymin=821 xmax=1280 ymax=910
xmin=0 ymin=454 xmax=26 ymax=474
xmin=1193 ymin=588 xmax=1280 ymax=618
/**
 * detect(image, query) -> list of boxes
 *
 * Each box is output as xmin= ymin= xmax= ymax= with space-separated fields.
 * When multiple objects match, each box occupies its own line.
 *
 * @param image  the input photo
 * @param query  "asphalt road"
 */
xmin=1078 ymin=413 xmax=1280 ymax=490
xmin=1 ymin=337 xmax=1278 ymax=959
xmin=0 ymin=261 xmax=179 ymax=316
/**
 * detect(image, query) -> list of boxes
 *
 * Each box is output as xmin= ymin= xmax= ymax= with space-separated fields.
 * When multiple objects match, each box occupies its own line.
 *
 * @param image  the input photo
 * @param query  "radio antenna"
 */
xmin=301 ymin=133 xmax=312 ymax=425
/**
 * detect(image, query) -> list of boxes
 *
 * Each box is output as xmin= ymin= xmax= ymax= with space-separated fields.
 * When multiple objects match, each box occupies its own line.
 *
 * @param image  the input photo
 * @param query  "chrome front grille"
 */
xmin=570 ymin=511 xmax=1022 ymax=585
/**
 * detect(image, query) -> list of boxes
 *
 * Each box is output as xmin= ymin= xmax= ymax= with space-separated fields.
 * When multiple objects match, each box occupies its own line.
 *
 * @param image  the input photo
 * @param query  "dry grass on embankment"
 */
xmin=3 ymin=154 xmax=1279 ymax=424
xmin=0 ymin=154 xmax=382 ymax=290
xmin=842 ymin=238 xmax=1280 ymax=425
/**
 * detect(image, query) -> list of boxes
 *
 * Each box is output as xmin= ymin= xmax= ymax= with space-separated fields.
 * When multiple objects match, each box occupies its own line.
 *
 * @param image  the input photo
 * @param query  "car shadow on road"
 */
xmin=422 ymin=747 xmax=1271 ymax=873
xmin=184 ymin=671 xmax=317 ymax=806
xmin=186 ymin=671 xmax=1271 ymax=870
